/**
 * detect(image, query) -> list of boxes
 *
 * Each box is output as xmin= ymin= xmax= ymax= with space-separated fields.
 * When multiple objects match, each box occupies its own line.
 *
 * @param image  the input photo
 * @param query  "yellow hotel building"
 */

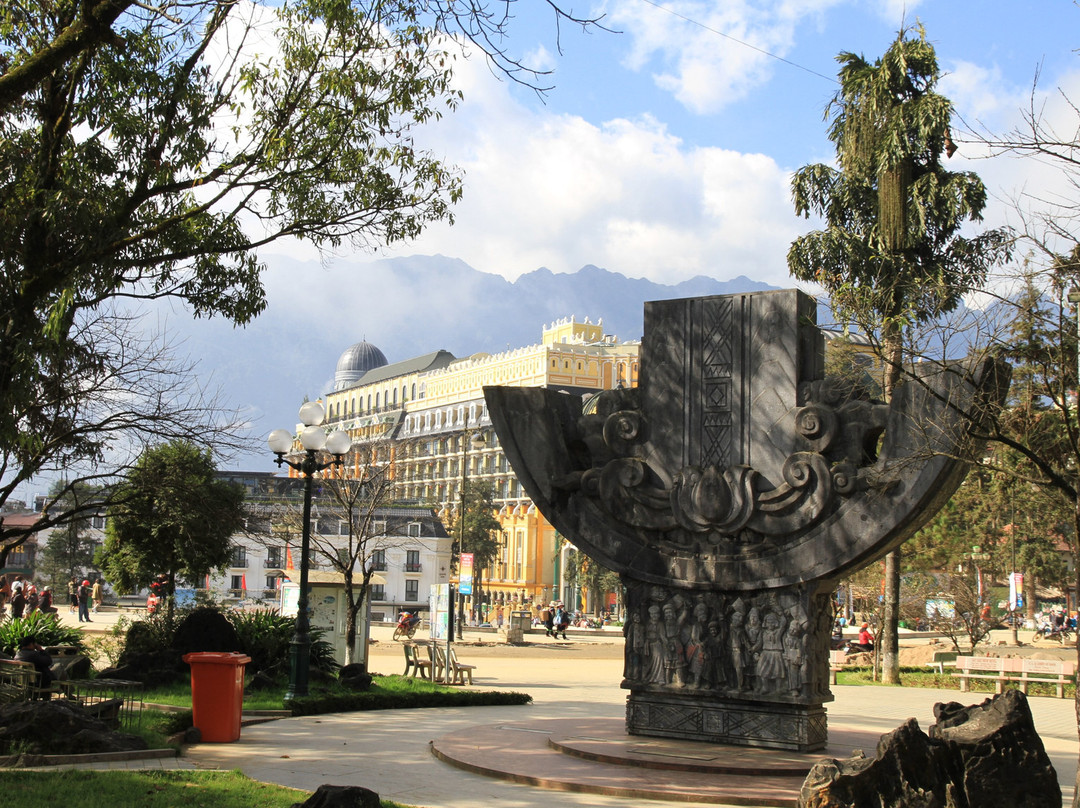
xmin=312 ymin=316 xmax=640 ymax=612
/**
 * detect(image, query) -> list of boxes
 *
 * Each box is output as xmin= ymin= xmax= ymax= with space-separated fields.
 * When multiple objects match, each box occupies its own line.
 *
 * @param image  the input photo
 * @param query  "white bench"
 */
xmin=828 ymin=649 xmax=849 ymax=685
xmin=953 ymin=655 xmax=1075 ymax=699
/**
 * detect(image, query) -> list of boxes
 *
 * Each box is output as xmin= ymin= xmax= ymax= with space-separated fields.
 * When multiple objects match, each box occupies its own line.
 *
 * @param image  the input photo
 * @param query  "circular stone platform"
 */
xmin=431 ymin=717 xmax=881 ymax=806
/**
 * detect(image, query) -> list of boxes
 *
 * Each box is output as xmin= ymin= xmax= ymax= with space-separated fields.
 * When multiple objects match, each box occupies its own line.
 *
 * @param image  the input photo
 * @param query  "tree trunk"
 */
xmin=1072 ymin=503 xmax=1080 ymax=808
xmin=343 ymin=580 xmax=356 ymax=666
xmin=881 ymin=548 xmax=902 ymax=684
xmin=878 ymin=325 xmax=904 ymax=685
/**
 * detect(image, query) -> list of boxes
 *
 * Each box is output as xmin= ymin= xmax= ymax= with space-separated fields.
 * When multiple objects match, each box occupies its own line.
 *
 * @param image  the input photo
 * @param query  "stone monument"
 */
xmin=484 ymin=290 xmax=1007 ymax=752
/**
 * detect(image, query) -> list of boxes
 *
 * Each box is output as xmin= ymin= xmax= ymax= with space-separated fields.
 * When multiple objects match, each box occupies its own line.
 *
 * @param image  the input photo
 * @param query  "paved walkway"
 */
xmin=43 ymin=611 xmax=1079 ymax=807
xmin=44 ymin=641 xmax=1077 ymax=808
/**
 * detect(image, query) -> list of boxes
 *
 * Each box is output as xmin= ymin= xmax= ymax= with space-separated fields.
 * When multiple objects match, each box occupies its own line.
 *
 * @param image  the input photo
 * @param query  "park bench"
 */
xmin=402 ymin=642 xmax=433 ymax=680
xmin=429 ymin=645 xmax=476 ymax=685
xmin=953 ymin=655 xmax=1076 ymax=699
xmin=0 ymin=659 xmax=59 ymax=701
xmin=828 ymin=649 xmax=848 ymax=685
xmin=924 ymin=650 xmax=958 ymax=674
xmin=446 ymin=646 xmax=476 ymax=686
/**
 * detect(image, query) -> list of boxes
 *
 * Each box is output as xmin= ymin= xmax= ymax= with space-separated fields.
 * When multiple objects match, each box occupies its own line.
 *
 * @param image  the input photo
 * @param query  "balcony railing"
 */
xmin=404 ymin=563 xmax=422 ymax=573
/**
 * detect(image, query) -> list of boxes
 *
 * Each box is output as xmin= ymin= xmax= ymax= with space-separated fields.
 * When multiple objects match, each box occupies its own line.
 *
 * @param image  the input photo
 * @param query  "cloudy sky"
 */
xmin=18 ymin=0 xmax=1080 ymax=501
xmin=269 ymin=0 xmax=1080 ymax=289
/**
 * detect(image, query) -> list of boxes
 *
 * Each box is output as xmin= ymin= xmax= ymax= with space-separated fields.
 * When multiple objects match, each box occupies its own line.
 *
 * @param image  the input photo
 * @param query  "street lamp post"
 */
xmin=268 ymin=402 xmax=352 ymax=702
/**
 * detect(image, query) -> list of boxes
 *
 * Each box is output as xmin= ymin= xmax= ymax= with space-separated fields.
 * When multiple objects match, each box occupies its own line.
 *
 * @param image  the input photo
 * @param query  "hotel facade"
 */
xmin=296 ymin=316 xmax=640 ymax=614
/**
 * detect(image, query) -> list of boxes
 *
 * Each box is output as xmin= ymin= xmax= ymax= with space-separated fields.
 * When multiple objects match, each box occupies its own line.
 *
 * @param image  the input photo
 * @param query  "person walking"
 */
xmin=542 ymin=604 xmax=555 ymax=638
xmin=91 ymin=579 xmax=103 ymax=613
xmin=68 ymin=578 xmax=78 ymax=614
xmin=77 ymin=579 xmax=92 ymax=622
xmin=10 ymin=583 xmax=25 ymax=619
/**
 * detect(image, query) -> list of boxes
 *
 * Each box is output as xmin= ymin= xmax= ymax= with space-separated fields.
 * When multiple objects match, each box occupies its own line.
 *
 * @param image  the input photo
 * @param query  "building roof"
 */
xmin=339 ymin=350 xmax=457 ymax=390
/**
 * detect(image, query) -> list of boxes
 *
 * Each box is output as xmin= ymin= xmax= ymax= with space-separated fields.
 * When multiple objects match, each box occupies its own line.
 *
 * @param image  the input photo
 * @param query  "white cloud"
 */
xmin=370 ymin=50 xmax=803 ymax=287
xmin=605 ymin=0 xmax=844 ymax=114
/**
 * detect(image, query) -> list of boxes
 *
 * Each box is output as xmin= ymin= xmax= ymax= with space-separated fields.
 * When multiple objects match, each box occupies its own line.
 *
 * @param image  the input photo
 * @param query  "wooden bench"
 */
xmin=953 ymin=656 xmax=1076 ymax=699
xmin=402 ymin=643 xmax=433 ymax=680
xmin=447 ymin=646 xmax=476 ymax=686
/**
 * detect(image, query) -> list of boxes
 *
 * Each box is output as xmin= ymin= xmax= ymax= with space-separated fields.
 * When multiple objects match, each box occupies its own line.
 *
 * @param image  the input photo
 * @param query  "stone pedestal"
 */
xmin=627 ymin=692 xmax=828 ymax=751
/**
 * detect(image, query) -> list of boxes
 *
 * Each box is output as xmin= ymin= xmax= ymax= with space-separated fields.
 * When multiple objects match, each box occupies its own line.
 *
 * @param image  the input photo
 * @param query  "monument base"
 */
xmin=626 ymin=691 xmax=828 ymax=752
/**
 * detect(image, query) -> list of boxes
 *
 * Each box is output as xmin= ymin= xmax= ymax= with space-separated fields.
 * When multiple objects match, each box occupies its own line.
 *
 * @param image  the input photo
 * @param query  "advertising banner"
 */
xmin=1009 ymin=572 xmax=1024 ymax=611
xmin=459 ymin=552 xmax=474 ymax=596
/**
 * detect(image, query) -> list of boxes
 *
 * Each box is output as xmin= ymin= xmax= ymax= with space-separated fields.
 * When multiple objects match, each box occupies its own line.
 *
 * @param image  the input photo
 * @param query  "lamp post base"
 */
xmin=285 ymin=635 xmax=312 ymax=702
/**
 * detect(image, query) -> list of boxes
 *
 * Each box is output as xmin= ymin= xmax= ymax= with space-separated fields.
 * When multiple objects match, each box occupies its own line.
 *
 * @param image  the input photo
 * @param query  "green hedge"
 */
xmin=286 ymin=688 xmax=532 ymax=716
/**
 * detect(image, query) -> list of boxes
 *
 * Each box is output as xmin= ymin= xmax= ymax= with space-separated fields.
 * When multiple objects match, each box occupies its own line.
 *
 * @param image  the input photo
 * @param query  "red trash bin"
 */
xmin=183 ymin=651 xmax=252 ymax=742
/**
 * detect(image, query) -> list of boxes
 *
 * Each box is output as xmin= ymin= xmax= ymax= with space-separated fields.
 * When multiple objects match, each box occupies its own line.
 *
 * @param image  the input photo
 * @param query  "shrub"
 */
xmin=0 ymin=612 xmax=86 ymax=655
xmin=226 ymin=608 xmax=338 ymax=676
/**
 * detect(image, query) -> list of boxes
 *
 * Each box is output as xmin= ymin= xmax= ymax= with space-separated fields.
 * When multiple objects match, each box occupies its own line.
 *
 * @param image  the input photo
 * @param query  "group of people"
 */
xmin=539 ymin=602 xmax=571 ymax=639
xmin=67 ymin=577 xmax=102 ymax=622
xmin=0 ymin=575 xmax=56 ymax=617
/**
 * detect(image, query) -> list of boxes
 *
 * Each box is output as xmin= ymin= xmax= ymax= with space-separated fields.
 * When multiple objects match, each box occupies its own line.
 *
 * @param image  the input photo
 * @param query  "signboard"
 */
xmin=925 ymin=598 xmax=956 ymax=620
xmin=1009 ymin=572 xmax=1024 ymax=611
xmin=429 ymin=584 xmax=451 ymax=641
xmin=280 ymin=582 xmax=300 ymax=617
xmin=459 ymin=552 xmax=474 ymax=596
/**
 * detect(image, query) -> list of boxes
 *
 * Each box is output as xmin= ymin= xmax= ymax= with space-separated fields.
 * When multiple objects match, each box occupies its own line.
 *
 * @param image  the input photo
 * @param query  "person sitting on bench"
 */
xmin=15 ymin=636 xmax=53 ymax=688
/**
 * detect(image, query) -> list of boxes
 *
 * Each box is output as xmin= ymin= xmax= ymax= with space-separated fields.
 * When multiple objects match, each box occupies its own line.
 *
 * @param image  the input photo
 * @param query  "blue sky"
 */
xmin=17 ymin=1 xmax=1080 ymax=501
xmin=261 ymin=0 xmax=1080 ymax=289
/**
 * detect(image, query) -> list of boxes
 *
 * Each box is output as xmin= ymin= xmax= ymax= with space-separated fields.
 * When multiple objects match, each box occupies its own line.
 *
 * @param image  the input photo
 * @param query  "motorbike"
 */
xmin=393 ymin=612 xmax=421 ymax=641
xmin=1034 ymin=622 xmax=1074 ymax=644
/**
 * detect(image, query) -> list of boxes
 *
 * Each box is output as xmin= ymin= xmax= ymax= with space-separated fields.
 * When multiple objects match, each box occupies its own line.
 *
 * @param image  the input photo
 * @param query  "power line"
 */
xmin=636 ymin=0 xmax=838 ymax=85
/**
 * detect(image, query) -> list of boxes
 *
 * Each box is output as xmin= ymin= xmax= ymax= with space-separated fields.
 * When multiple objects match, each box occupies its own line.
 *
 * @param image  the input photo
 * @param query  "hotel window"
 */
xmin=405 ymin=580 xmax=419 ymax=601
xmin=371 ymin=584 xmax=385 ymax=600
xmin=405 ymin=550 xmax=421 ymax=572
xmin=232 ymin=547 xmax=247 ymax=567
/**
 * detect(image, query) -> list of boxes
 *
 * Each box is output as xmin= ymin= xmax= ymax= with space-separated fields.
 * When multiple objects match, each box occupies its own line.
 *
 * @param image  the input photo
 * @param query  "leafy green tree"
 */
xmin=450 ymin=481 xmax=501 ymax=618
xmin=563 ymin=546 xmax=621 ymax=616
xmin=0 ymin=0 xmax=601 ymax=566
xmin=37 ymin=480 xmax=101 ymax=587
xmin=787 ymin=25 xmax=1011 ymax=683
xmin=97 ymin=440 xmax=245 ymax=623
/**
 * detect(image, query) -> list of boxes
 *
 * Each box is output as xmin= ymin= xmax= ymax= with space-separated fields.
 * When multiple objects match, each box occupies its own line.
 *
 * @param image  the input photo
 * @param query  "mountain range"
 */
xmin=164 ymin=254 xmax=788 ymax=471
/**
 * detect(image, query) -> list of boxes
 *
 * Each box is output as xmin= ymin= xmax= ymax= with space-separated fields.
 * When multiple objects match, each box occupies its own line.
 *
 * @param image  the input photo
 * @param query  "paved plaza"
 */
xmin=43 ymin=611 xmax=1080 ymax=807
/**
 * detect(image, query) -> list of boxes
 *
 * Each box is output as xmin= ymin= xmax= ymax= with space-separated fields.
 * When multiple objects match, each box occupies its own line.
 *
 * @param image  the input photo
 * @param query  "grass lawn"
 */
xmin=1 ymin=769 xmax=413 ymax=808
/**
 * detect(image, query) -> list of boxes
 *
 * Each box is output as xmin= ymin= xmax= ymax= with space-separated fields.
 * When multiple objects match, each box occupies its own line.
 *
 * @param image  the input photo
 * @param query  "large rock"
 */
xmin=800 ymin=691 xmax=1059 ymax=808
xmin=290 ymin=784 xmax=381 ymax=808
xmin=0 ymin=700 xmax=148 ymax=756
xmin=930 ymin=690 xmax=1060 ymax=808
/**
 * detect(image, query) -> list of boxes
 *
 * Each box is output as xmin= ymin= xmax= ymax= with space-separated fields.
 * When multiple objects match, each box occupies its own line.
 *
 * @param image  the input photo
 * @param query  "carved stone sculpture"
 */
xmin=485 ymin=290 xmax=1007 ymax=751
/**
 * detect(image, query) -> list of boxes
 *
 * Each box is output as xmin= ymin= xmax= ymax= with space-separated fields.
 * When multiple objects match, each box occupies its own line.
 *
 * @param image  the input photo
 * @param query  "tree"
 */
xmin=0 ymin=311 xmax=248 ymax=569
xmin=450 ymin=481 xmax=501 ymax=621
xmin=304 ymin=464 xmax=398 ymax=666
xmin=562 ymin=545 xmax=621 ymax=616
xmin=97 ymin=440 xmax=245 ymax=623
xmin=36 ymin=480 xmax=101 ymax=587
xmin=787 ymin=25 xmax=1011 ymax=684
xmin=0 ymin=0 xmax=602 ymax=562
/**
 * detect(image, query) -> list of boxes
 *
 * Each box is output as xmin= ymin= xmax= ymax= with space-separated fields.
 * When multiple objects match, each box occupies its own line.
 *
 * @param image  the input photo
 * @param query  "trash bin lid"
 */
xmin=182 ymin=652 xmax=252 ymax=665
